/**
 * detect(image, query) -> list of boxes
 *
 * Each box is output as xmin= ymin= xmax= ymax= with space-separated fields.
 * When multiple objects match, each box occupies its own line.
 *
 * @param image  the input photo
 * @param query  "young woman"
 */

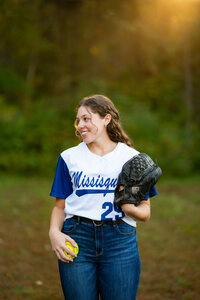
xmin=49 ymin=95 xmax=157 ymax=300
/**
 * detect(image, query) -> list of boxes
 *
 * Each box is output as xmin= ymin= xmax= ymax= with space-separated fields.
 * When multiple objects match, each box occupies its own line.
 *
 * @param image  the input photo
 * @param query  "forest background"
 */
xmin=1 ymin=1 xmax=200 ymax=299
xmin=1 ymin=0 xmax=200 ymax=178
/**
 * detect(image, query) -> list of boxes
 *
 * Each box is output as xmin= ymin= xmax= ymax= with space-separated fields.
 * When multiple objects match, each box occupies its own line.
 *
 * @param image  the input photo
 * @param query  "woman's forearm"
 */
xmin=121 ymin=200 xmax=151 ymax=222
xmin=49 ymin=200 xmax=77 ymax=262
xmin=49 ymin=205 xmax=66 ymax=235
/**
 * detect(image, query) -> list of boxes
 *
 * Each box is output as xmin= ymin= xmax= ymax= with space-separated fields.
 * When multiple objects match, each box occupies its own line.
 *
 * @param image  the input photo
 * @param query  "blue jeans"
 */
xmin=58 ymin=218 xmax=141 ymax=300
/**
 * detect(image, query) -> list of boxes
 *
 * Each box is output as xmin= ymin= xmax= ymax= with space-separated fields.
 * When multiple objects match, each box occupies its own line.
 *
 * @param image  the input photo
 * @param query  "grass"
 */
xmin=0 ymin=175 xmax=199 ymax=299
xmin=137 ymin=177 xmax=200 ymax=300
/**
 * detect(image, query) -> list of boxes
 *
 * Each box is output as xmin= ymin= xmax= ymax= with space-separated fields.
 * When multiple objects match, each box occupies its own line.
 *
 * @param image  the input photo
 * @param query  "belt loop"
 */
xmin=113 ymin=220 xmax=117 ymax=227
xmin=77 ymin=216 xmax=80 ymax=224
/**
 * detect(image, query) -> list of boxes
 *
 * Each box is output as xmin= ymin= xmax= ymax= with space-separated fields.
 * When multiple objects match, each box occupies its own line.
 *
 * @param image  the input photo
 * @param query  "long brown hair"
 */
xmin=75 ymin=94 xmax=133 ymax=147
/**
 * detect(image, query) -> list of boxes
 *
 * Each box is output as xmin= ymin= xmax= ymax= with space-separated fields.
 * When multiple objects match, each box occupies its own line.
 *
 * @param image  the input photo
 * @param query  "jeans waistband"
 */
xmin=72 ymin=215 xmax=124 ymax=226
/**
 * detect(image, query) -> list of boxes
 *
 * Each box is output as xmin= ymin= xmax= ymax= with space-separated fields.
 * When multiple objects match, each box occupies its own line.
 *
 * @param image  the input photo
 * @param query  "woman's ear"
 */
xmin=104 ymin=114 xmax=112 ymax=126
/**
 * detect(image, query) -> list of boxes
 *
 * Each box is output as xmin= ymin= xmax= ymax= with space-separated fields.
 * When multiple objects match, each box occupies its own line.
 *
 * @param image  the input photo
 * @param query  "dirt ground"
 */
xmin=0 ymin=176 xmax=199 ymax=299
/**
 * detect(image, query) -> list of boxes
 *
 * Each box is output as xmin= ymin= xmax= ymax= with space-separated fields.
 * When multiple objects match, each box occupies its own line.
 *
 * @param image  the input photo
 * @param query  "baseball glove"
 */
xmin=114 ymin=153 xmax=162 ymax=208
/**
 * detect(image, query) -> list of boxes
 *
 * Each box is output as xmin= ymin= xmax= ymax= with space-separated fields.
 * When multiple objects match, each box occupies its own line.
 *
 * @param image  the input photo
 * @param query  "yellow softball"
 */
xmin=64 ymin=241 xmax=79 ymax=259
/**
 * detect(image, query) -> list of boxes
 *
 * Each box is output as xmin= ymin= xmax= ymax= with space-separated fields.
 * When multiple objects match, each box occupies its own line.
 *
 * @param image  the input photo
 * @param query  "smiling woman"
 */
xmin=75 ymin=95 xmax=133 ymax=148
xmin=49 ymin=94 xmax=158 ymax=300
xmin=75 ymin=105 xmax=111 ymax=147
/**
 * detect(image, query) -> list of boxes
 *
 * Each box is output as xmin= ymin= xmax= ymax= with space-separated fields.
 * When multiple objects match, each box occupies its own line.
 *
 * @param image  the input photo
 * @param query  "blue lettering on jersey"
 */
xmin=71 ymin=171 xmax=118 ymax=197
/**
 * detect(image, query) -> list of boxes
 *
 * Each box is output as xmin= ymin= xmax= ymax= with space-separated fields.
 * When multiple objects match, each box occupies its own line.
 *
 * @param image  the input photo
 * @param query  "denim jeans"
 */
xmin=58 ymin=217 xmax=141 ymax=300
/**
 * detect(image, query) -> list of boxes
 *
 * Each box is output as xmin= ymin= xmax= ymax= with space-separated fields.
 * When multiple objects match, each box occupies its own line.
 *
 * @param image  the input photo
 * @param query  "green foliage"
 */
xmin=0 ymin=68 xmax=31 ymax=96
xmin=0 ymin=88 xmax=199 ymax=176
xmin=0 ymin=98 xmax=76 ymax=175
xmin=0 ymin=0 xmax=200 ymax=176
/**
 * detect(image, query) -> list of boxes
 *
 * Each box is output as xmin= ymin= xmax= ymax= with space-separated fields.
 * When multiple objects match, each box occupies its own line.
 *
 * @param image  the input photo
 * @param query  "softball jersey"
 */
xmin=50 ymin=142 xmax=158 ymax=227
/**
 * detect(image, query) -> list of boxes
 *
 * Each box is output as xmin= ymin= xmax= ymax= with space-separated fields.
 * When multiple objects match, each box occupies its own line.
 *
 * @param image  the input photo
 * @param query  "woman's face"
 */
xmin=76 ymin=106 xmax=108 ymax=144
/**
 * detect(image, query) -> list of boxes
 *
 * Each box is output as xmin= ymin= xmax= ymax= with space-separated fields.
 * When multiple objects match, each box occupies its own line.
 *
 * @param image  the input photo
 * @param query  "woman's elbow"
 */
xmin=140 ymin=201 xmax=151 ymax=222
xmin=140 ymin=210 xmax=151 ymax=222
xmin=144 ymin=213 xmax=151 ymax=222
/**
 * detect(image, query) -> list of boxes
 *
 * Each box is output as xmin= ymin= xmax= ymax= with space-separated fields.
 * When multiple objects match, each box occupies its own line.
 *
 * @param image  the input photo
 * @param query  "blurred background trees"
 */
xmin=0 ymin=0 xmax=200 ymax=176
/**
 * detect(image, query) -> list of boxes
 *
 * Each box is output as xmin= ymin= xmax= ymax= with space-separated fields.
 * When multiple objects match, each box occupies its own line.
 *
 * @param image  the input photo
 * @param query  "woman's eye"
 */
xmin=84 ymin=117 xmax=90 ymax=122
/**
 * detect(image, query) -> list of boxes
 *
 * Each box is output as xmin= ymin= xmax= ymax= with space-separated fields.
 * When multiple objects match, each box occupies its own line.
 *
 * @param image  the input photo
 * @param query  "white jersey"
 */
xmin=50 ymin=142 xmax=157 ymax=227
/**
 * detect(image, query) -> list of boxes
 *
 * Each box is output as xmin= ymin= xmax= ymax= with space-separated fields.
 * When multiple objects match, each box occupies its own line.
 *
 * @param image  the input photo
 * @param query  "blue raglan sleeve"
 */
xmin=50 ymin=155 xmax=73 ymax=199
xmin=144 ymin=185 xmax=158 ymax=200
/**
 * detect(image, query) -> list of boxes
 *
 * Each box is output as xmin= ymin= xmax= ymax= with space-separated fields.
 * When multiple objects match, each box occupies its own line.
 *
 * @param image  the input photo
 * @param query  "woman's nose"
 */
xmin=77 ymin=120 xmax=84 ymax=129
